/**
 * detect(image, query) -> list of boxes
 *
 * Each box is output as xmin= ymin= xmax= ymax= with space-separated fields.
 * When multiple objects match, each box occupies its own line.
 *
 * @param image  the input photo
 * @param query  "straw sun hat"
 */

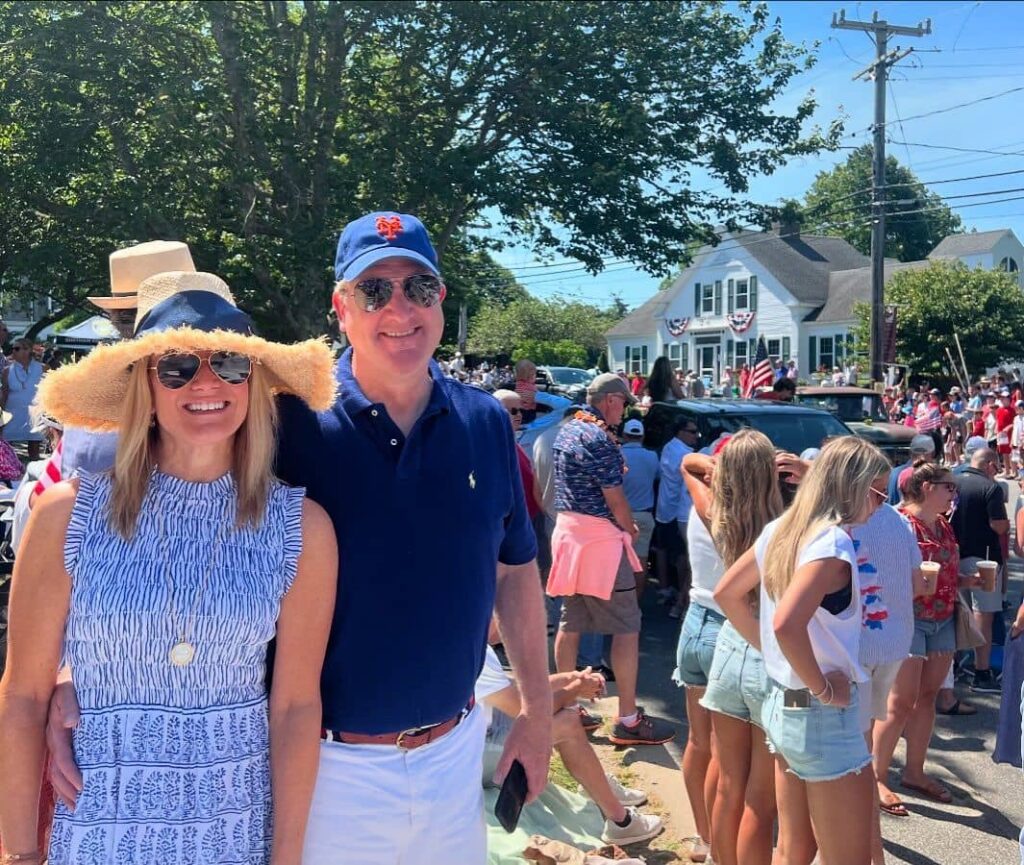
xmin=39 ymin=271 xmax=337 ymax=430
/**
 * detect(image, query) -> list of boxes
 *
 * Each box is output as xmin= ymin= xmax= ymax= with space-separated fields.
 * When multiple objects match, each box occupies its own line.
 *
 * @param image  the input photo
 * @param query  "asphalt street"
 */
xmin=625 ymin=481 xmax=1024 ymax=865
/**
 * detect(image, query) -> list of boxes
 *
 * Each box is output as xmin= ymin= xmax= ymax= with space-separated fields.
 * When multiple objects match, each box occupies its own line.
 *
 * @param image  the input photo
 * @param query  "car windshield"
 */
xmin=798 ymin=394 xmax=888 ymax=423
xmin=710 ymin=412 xmax=851 ymax=454
xmin=547 ymin=367 xmax=592 ymax=385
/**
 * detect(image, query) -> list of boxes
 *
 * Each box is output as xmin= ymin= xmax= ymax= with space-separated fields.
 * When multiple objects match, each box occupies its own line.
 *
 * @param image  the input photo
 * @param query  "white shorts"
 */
xmin=859 ymin=659 xmax=903 ymax=732
xmin=302 ymin=705 xmax=486 ymax=865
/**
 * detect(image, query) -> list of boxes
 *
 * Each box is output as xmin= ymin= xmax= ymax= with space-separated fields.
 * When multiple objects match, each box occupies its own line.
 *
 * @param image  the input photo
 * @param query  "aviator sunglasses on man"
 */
xmin=348 ymin=274 xmax=443 ymax=313
xmin=150 ymin=351 xmax=256 ymax=389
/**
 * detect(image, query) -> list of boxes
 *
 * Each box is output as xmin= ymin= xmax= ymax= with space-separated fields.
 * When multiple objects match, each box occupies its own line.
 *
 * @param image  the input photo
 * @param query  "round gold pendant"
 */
xmin=169 ymin=641 xmax=195 ymax=667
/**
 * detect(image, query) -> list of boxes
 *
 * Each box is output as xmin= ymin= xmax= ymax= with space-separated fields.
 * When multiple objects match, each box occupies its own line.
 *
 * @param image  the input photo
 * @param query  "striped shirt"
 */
xmin=514 ymin=377 xmax=537 ymax=410
xmin=849 ymin=504 xmax=922 ymax=666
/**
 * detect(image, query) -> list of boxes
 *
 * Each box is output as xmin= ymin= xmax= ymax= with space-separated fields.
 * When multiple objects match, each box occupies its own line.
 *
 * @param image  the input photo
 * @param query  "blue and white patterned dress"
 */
xmin=48 ymin=470 xmax=304 ymax=865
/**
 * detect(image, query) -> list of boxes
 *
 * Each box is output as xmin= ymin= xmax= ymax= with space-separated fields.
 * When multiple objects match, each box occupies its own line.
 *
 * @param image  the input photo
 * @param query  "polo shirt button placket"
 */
xmin=371 ymin=409 xmax=379 ymax=417
xmin=391 ymin=438 xmax=398 ymax=446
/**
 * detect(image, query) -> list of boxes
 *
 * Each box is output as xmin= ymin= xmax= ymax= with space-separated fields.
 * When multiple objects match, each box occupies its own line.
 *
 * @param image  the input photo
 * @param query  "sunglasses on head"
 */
xmin=149 ymin=351 xmax=255 ymax=389
xmin=349 ymin=274 xmax=443 ymax=313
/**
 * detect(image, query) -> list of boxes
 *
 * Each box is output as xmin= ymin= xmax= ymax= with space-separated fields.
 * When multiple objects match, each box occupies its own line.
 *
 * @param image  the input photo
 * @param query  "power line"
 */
xmin=882 ymin=85 xmax=1024 ymax=126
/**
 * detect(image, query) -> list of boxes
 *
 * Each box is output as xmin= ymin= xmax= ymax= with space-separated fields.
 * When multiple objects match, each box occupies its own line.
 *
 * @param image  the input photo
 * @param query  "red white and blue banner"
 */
xmin=665 ymin=317 xmax=690 ymax=337
xmin=726 ymin=311 xmax=755 ymax=334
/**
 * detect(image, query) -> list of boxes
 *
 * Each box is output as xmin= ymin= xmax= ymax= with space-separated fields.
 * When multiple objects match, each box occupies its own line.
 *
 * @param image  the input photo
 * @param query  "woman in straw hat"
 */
xmin=0 ymin=271 xmax=338 ymax=865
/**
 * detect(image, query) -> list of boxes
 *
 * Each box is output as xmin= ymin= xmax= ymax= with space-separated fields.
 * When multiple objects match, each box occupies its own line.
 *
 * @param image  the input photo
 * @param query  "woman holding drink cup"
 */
xmin=873 ymin=461 xmax=984 ymax=808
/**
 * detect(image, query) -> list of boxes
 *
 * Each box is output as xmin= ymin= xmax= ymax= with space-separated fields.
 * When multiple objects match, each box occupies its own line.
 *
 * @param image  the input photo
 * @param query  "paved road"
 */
xmin=626 ymin=482 xmax=1024 ymax=865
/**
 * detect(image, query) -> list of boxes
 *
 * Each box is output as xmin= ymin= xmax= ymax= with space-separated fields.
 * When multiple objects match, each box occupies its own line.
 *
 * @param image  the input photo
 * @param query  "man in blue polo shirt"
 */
xmin=275 ymin=213 xmax=550 ymax=864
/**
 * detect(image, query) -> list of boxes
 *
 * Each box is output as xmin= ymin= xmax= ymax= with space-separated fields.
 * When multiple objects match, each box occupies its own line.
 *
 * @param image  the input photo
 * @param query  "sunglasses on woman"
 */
xmin=149 ymin=351 xmax=255 ymax=389
xmin=350 ymin=274 xmax=443 ymax=313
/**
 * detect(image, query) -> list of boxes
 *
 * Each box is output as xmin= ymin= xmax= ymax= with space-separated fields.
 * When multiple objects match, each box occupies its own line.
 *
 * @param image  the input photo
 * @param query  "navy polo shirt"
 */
xmin=275 ymin=349 xmax=537 ymax=734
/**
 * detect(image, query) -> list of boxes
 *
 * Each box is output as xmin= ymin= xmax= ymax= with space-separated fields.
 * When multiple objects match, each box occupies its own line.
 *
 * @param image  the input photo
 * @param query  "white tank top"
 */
xmin=756 ymin=519 xmax=868 ymax=688
xmin=687 ymin=514 xmax=725 ymax=614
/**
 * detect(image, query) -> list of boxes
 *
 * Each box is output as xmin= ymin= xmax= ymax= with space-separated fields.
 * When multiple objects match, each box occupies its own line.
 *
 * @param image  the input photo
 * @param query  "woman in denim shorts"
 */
xmin=718 ymin=437 xmax=892 ymax=865
xmin=873 ymin=461 xmax=984 ymax=811
xmin=687 ymin=431 xmax=787 ymax=865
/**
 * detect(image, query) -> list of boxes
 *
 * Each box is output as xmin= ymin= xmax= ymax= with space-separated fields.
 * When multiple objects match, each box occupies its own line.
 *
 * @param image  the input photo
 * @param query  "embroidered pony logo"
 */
xmin=375 ymin=215 xmax=403 ymax=241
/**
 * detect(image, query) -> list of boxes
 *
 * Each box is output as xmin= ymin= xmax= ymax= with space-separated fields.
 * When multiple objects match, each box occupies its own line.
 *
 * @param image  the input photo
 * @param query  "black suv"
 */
xmin=642 ymin=398 xmax=853 ymax=454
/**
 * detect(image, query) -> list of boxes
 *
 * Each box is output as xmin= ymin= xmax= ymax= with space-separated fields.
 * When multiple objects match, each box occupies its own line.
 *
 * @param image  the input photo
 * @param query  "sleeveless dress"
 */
xmin=48 ymin=471 xmax=304 ymax=865
xmin=3 ymin=359 xmax=44 ymax=442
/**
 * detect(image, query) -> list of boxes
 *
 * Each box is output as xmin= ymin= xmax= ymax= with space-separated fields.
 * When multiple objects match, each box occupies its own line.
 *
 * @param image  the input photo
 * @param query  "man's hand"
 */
xmin=568 ymin=667 xmax=606 ymax=701
xmin=776 ymin=453 xmax=809 ymax=485
xmin=493 ymin=711 xmax=552 ymax=804
xmin=46 ymin=678 xmax=82 ymax=808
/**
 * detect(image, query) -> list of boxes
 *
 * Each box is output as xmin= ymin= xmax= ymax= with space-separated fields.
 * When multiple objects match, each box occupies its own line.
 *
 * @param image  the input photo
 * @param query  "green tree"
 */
xmin=0 ymin=1 xmax=839 ymax=338
xmin=853 ymin=263 xmax=1024 ymax=377
xmin=468 ymin=295 xmax=622 ymax=363
xmin=803 ymin=145 xmax=962 ymax=262
xmin=513 ymin=338 xmax=588 ymax=369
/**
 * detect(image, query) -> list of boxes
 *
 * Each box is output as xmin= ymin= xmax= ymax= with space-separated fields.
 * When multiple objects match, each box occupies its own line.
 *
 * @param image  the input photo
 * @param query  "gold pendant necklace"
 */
xmin=154 ymin=469 xmax=231 ymax=668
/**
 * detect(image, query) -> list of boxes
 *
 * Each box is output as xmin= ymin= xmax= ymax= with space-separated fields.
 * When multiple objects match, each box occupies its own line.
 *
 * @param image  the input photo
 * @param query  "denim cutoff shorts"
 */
xmin=700 ymin=620 xmax=769 ymax=729
xmin=909 ymin=615 xmax=955 ymax=658
xmin=673 ymin=602 xmax=726 ymax=688
xmin=761 ymin=679 xmax=872 ymax=782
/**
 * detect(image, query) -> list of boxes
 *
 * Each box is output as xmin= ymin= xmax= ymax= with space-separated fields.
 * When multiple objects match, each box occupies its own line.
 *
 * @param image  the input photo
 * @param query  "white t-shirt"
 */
xmin=474 ymin=646 xmax=513 ymax=731
xmin=757 ymin=519 xmax=868 ymax=689
xmin=687 ymin=515 xmax=725 ymax=614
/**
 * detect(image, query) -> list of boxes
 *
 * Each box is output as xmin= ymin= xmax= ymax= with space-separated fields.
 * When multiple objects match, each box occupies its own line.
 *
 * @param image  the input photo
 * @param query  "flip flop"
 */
xmin=879 ymin=793 xmax=910 ymax=817
xmin=901 ymin=779 xmax=953 ymax=804
xmin=937 ymin=698 xmax=977 ymax=716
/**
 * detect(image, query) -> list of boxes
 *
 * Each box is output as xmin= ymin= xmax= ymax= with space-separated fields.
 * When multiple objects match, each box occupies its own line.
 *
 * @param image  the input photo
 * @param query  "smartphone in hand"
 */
xmin=494 ymin=759 xmax=528 ymax=832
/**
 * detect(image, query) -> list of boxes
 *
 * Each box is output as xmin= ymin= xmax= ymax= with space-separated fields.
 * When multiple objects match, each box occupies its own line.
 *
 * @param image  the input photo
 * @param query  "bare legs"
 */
xmin=552 ymin=708 xmax=625 ymax=821
xmin=682 ymin=687 xmax=713 ymax=845
xmin=901 ymin=654 xmax=953 ymax=795
xmin=709 ymin=713 xmax=775 ymax=865
xmin=806 ymin=768 xmax=875 ymax=865
xmin=773 ymin=758 xmax=817 ymax=865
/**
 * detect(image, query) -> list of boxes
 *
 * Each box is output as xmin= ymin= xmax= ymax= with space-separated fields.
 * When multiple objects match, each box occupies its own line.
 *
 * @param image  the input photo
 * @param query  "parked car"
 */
xmin=517 ymin=390 xmax=573 ymax=453
xmin=795 ymin=386 xmax=915 ymax=465
xmin=643 ymin=397 xmax=853 ymax=456
xmin=536 ymin=366 xmax=594 ymax=404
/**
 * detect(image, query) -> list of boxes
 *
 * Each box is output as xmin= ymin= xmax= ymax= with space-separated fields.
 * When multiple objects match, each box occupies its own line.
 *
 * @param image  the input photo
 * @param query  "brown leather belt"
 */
xmin=320 ymin=698 xmax=475 ymax=750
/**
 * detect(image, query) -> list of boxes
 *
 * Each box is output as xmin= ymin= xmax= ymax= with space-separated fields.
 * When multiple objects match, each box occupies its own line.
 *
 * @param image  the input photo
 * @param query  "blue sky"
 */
xmin=491 ymin=1 xmax=1024 ymax=309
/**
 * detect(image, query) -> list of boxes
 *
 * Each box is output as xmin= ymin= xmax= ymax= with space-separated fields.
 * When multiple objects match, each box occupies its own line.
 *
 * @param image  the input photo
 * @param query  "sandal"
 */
xmin=901 ymin=779 xmax=953 ymax=804
xmin=937 ymin=698 xmax=977 ymax=716
xmin=879 ymin=792 xmax=910 ymax=817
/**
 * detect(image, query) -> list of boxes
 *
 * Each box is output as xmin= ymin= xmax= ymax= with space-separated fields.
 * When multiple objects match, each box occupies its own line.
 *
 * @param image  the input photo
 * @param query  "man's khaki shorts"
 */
xmin=631 ymin=510 xmax=655 ymax=562
xmin=558 ymin=551 xmax=642 ymax=635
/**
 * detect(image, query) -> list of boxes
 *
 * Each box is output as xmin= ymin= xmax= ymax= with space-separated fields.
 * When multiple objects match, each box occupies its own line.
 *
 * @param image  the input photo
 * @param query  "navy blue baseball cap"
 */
xmin=334 ymin=211 xmax=440 ymax=282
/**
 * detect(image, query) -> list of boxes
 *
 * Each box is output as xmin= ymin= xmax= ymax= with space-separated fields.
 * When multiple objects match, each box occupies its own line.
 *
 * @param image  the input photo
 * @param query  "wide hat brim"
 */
xmin=38 ymin=328 xmax=337 ymax=432
xmin=87 ymin=294 xmax=138 ymax=310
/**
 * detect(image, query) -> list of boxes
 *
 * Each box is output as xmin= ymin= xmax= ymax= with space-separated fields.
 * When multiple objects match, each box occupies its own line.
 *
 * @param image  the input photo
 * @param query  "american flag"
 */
xmin=743 ymin=336 xmax=773 ymax=398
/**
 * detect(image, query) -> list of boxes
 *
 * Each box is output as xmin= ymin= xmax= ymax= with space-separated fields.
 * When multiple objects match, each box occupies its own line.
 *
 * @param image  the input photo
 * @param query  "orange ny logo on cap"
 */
xmin=375 ymin=215 xmax=403 ymax=241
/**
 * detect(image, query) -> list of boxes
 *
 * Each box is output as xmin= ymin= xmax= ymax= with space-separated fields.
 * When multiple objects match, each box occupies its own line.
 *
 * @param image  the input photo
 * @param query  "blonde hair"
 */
xmin=109 ymin=358 xmax=278 ymax=538
xmin=762 ymin=436 xmax=890 ymax=601
xmin=708 ymin=429 xmax=783 ymax=567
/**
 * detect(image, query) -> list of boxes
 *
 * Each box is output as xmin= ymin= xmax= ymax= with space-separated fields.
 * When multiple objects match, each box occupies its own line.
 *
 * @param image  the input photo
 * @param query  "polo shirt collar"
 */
xmin=336 ymin=347 xmax=453 ymax=418
xmin=579 ymin=405 xmax=605 ymax=423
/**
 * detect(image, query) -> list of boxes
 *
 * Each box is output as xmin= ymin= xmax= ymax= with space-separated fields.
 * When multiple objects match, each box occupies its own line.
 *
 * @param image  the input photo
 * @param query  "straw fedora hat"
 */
xmin=88 ymin=240 xmax=196 ymax=310
xmin=40 ymin=271 xmax=337 ymax=430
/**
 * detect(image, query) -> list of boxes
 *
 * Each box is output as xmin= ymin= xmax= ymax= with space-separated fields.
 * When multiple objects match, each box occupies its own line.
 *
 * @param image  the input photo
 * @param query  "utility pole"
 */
xmin=832 ymin=9 xmax=931 ymax=384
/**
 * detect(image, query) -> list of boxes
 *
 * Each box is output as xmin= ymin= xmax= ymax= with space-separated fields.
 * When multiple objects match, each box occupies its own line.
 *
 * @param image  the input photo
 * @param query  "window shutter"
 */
xmin=682 ymin=343 xmax=689 ymax=371
xmin=694 ymin=283 xmax=701 ymax=316
xmin=641 ymin=345 xmax=649 ymax=374
xmin=750 ymin=275 xmax=758 ymax=312
xmin=624 ymin=346 xmax=630 ymax=372
xmin=714 ymin=281 xmax=723 ymax=316
xmin=782 ymin=337 xmax=791 ymax=362
xmin=808 ymin=336 xmax=817 ymax=372
xmin=835 ymin=333 xmax=844 ymax=362
xmin=727 ymin=279 xmax=734 ymax=314
xmin=726 ymin=338 xmax=734 ymax=368
xmin=749 ymin=337 xmax=756 ymax=359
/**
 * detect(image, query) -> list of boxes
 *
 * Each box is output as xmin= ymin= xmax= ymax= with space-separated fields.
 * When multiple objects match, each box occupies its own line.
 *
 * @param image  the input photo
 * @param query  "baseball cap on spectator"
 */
xmin=910 ymin=434 xmax=936 ymax=455
xmin=964 ymin=435 xmax=988 ymax=458
xmin=587 ymin=372 xmax=637 ymax=404
xmin=622 ymin=419 xmax=644 ymax=437
xmin=335 ymin=211 xmax=440 ymax=281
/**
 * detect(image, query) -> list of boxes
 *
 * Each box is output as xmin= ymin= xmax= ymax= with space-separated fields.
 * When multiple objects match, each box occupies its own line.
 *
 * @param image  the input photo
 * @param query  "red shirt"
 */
xmin=515 ymin=443 xmax=541 ymax=519
xmin=900 ymin=509 xmax=958 ymax=622
xmin=997 ymin=406 xmax=1014 ymax=433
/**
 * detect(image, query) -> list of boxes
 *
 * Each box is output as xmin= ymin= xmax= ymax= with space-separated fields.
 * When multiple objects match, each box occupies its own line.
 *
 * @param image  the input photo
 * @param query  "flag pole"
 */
xmin=953 ymin=332 xmax=971 ymax=387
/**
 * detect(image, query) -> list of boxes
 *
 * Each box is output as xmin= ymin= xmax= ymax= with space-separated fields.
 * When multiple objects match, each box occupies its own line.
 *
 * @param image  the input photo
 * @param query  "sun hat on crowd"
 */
xmin=89 ymin=240 xmax=196 ymax=311
xmin=622 ymin=418 xmax=644 ymax=437
xmin=334 ymin=211 xmax=440 ymax=282
xmin=39 ymin=271 xmax=337 ymax=431
xmin=910 ymin=434 xmax=936 ymax=455
xmin=587 ymin=372 xmax=637 ymax=405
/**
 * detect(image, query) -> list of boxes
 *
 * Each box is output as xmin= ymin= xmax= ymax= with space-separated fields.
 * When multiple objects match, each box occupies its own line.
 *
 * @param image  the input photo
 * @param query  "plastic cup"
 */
xmin=977 ymin=560 xmax=998 ymax=593
xmin=919 ymin=561 xmax=940 ymax=597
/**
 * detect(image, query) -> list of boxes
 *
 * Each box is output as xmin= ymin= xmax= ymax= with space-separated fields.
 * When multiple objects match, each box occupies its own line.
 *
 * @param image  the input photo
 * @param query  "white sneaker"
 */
xmin=605 ymin=772 xmax=648 ymax=806
xmin=601 ymin=807 xmax=663 ymax=845
xmin=688 ymin=837 xmax=710 ymax=863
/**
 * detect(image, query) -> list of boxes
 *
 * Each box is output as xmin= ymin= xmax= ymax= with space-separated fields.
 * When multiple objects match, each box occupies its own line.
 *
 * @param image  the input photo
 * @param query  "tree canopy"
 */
xmin=0 ymin=1 xmax=839 ymax=339
xmin=853 ymin=262 xmax=1024 ymax=378
xmin=468 ymin=295 xmax=621 ymax=365
xmin=803 ymin=145 xmax=962 ymax=262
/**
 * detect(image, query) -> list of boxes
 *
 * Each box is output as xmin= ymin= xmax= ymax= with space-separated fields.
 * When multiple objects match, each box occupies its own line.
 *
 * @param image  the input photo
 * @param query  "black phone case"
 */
xmin=494 ymin=759 xmax=528 ymax=832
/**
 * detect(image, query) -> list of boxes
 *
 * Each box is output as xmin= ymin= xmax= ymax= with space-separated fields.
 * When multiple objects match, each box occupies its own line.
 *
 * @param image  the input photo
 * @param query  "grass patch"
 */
xmin=548 ymin=753 xmax=575 ymax=791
